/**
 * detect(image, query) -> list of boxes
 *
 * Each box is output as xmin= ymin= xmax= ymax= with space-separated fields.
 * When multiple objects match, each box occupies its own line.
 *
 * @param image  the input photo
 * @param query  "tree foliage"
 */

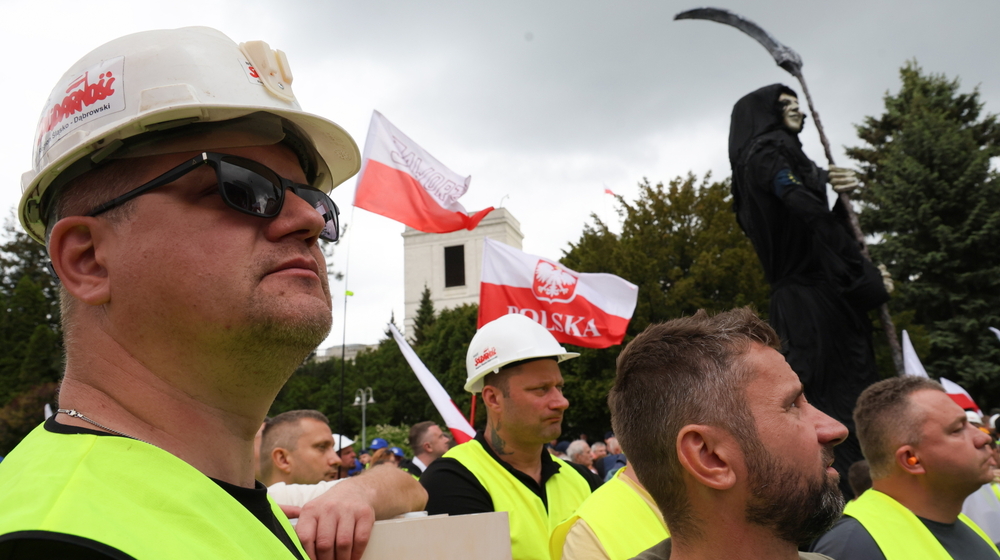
xmin=0 ymin=218 xmax=62 ymax=453
xmin=559 ymin=174 xmax=770 ymax=437
xmin=411 ymin=285 xmax=436 ymax=346
xmin=848 ymin=61 xmax=1000 ymax=403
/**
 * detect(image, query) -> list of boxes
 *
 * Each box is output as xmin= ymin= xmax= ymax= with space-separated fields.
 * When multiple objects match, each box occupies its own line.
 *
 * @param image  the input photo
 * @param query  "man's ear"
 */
xmin=272 ymin=448 xmax=293 ymax=475
xmin=676 ymin=424 xmax=738 ymax=491
xmin=48 ymin=217 xmax=112 ymax=306
xmin=895 ymin=445 xmax=925 ymax=475
xmin=481 ymin=384 xmax=504 ymax=413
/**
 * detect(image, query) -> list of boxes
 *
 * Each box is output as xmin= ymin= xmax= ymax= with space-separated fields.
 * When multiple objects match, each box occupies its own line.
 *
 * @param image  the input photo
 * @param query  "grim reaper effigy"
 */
xmin=729 ymin=84 xmax=890 ymax=495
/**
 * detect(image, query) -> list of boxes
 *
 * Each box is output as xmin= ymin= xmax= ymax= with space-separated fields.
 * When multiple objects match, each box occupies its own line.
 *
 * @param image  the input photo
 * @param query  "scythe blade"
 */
xmin=674 ymin=7 xmax=803 ymax=77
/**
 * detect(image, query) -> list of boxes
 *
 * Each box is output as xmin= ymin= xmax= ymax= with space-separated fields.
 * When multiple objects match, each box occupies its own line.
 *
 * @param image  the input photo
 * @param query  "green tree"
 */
xmin=1 ymin=276 xmax=61 ymax=406
xmin=848 ymin=62 xmax=1000 ymax=403
xmin=0 ymin=216 xmax=59 ymax=332
xmin=559 ymin=174 xmax=770 ymax=436
xmin=411 ymin=285 xmax=436 ymax=346
xmin=364 ymin=424 xmax=412 ymax=456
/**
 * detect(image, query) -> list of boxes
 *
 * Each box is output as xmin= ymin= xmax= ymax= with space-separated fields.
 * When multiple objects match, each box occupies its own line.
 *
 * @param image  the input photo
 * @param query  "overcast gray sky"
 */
xmin=3 ymin=0 xmax=999 ymax=348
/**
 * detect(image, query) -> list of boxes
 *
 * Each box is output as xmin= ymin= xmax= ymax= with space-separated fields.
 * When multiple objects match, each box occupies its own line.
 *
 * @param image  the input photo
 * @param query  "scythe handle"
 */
xmin=794 ymin=73 xmax=905 ymax=376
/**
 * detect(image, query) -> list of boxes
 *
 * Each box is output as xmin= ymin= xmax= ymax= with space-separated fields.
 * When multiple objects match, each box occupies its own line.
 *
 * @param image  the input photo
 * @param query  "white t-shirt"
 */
xmin=267 ymin=479 xmax=344 ymax=507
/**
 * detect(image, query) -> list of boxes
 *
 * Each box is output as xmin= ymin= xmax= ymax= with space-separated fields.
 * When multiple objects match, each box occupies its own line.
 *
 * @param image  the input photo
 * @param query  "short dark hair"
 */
xmin=609 ymin=307 xmax=779 ymax=539
xmin=847 ymin=460 xmax=872 ymax=498
xmin=259 ymin=410 xmax=330 ymax=480
xmin=409 ymin=421 xmax=437 ymax=451
xmin=854 ymin=376 xmax=944 ymax=479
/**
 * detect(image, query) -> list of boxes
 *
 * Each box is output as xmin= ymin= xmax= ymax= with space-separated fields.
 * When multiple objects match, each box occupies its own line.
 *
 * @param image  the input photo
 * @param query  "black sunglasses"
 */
xmin=86 ymin=152 xmax=340 ymax=242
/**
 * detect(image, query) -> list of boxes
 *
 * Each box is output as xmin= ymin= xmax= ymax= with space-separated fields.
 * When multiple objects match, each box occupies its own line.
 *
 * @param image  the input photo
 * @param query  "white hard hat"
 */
xmin=19 ymin=26 xmax=360 ymax=244
xmin=332 ymin=434 xmax=354 ymax=453
xmin=465 ymin=313 xmax=579 ymax=394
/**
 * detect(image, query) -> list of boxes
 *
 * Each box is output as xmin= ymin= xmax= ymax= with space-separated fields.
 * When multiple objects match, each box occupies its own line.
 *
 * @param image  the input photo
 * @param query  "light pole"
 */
xmin=353 ymin=387 xmax=374 ymax=450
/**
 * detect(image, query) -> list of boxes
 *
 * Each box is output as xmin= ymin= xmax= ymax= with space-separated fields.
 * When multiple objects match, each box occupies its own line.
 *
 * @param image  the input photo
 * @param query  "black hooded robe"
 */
xmin=729 ymin=84 xmax=889 ymax=497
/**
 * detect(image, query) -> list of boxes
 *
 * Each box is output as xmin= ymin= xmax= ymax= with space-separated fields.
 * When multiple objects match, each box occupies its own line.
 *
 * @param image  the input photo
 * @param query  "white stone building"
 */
xmin=402 ymin=208 xmax=523 ymax=339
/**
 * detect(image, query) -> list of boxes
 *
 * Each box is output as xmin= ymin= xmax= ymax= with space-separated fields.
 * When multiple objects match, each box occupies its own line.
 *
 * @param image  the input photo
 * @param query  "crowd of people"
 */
xmin=0 ymin=25 xmax=997 ymax=560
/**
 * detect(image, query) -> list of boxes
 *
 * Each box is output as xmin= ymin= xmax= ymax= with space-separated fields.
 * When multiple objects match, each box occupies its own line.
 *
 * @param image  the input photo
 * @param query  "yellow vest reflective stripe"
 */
xmin=0 ymin=423 xmax=306 ymax=559
xmin=446 ymin=440 xmax=592 ymax=560
xmin=550 ymin=468 xmax=669 ymax=560
xmin=844 ymin=489 xmax=999 ymax=560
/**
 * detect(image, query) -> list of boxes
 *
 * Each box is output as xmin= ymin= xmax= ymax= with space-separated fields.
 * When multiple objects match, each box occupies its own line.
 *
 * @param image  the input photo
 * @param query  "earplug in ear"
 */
xmin=907 ymin=456 xmax=918 ymax=466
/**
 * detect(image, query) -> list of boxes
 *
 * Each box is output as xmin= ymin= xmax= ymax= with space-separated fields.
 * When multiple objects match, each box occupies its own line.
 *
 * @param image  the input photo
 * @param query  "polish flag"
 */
xmin=354 ymin=111 xmax=493 ymax=233
xmin=478 ymin=239 xmax=638 ymax=349
xmin=389 ymin=323 xmax=475 ymax=443
xmin=940 ymin=377 xmax=981 ymax=414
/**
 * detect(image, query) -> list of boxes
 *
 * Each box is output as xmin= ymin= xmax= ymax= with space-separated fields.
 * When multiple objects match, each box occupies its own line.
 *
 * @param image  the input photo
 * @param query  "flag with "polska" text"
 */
xmin=478 ymin=239 xmax=638 ymax=349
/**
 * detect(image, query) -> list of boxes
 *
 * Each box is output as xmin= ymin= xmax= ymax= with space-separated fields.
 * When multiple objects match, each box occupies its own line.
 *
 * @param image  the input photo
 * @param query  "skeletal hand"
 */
xmin=877 ymin=264 xmax=894 ymax=294
xmin=828 ymin=166 xmax=860 ymax=193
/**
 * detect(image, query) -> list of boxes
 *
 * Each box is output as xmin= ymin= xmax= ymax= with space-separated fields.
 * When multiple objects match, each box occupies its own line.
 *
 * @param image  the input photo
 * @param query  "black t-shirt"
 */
xmin=0 ymin=417 xmax=304 ymax=560
xmin=420 ymin=431 xmax=600 ymax=516
xmin=810 ymin=514 xmax=1000 ymax=560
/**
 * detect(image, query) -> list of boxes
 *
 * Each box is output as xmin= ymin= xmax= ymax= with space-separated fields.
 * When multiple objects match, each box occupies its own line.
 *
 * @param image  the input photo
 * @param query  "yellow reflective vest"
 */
xmin=0 ymin=422 xmax=306 ymax=559
xmin=549 ymin=468 xmax=669 ymax=560
xmin=844 ymin=489 xmax=999 ymax=560
xmin=446 ymin=440 xmax=592 ymax=560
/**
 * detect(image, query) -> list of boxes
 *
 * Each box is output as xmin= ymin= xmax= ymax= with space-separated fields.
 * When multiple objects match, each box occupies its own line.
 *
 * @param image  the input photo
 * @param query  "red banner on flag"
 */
xmin=354 ymin=111 xmax=493 ymax=233
xmin=478 ymin=239 xmax=638 ymax=349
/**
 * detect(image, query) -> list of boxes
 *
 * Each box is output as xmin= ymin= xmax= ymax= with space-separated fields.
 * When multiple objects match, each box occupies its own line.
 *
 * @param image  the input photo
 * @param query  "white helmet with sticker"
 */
xmin=464 ymin=313 xmax=579 ymax=394
xmin=19 ymin=26 xmax=360 ymax=244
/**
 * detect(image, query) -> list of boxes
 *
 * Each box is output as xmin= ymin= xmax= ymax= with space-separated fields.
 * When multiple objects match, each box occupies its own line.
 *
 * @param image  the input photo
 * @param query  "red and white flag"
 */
xmin=389 ymin=323 xmax=475 ymax=444
xmin=354 ymin=111 xmax=493 ymax=233
xmin=478 ymin=239 xmax=638 ymax=349
xmin=902 ymin=330 xmax=929 ymax=378
xmin=940 ymin=377 xmax=981 ymax=414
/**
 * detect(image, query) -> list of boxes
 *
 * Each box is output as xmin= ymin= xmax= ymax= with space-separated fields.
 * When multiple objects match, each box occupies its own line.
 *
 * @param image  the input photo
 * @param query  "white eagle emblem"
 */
xmin=532 ymin=260 xmax=579 ymax=303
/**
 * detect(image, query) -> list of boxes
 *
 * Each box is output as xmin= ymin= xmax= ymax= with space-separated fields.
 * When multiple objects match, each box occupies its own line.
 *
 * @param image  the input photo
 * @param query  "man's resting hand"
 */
xmin=293 ymin=464 xmax=428 ymax=560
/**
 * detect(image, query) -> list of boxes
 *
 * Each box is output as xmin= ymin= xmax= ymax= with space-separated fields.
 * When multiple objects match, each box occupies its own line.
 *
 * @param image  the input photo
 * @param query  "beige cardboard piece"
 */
xmin=359 ymin=512 xmax=512 ymax=560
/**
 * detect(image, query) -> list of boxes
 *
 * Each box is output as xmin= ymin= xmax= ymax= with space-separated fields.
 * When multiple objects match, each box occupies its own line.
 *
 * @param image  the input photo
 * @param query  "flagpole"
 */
xmin=339 ymin=205 xmax=357 ymax=445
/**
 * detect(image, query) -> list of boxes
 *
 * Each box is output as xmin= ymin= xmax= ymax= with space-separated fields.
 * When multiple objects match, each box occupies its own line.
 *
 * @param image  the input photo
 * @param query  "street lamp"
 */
xmin=352 ymin=387 xmax=375 ymax=450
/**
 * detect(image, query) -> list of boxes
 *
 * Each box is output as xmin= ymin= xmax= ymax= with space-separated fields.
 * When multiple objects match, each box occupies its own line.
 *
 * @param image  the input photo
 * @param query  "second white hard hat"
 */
xmin=465 ymin=313 xmax=579 ymax=394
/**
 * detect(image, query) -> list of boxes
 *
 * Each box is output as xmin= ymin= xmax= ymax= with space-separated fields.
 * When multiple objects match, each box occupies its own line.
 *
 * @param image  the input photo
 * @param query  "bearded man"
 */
xmin=612 ymin=308 xmax=847 ymax=560
xmin=729 ymin=84 xmax=891 ymax=496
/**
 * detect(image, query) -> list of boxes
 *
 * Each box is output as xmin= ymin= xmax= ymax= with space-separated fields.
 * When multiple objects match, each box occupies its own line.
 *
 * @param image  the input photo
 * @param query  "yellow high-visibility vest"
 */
xmin=446 ymin=440 xmax=591 ymax=560
xmin=0 ymin=423 xmax=306 ymax=559
xmin=844 ymin=489 xmax=999 ymax=559
xmin=550 ymin=468 xmax=669 ymax=560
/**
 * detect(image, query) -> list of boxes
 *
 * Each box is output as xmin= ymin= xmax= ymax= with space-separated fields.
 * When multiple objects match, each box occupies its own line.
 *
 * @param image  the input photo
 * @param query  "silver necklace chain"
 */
xmin=57 ymin=408 xmax=151 ymax=445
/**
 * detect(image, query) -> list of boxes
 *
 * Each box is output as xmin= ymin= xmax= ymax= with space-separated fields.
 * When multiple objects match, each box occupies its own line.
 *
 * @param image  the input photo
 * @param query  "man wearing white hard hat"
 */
xmin=333 ymin=434 xmax=360 ymax=478
xmin=0 ymin=27 xmax=425 ymax=560
xmin=421 ymin=313 xmax=601 ymax=560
